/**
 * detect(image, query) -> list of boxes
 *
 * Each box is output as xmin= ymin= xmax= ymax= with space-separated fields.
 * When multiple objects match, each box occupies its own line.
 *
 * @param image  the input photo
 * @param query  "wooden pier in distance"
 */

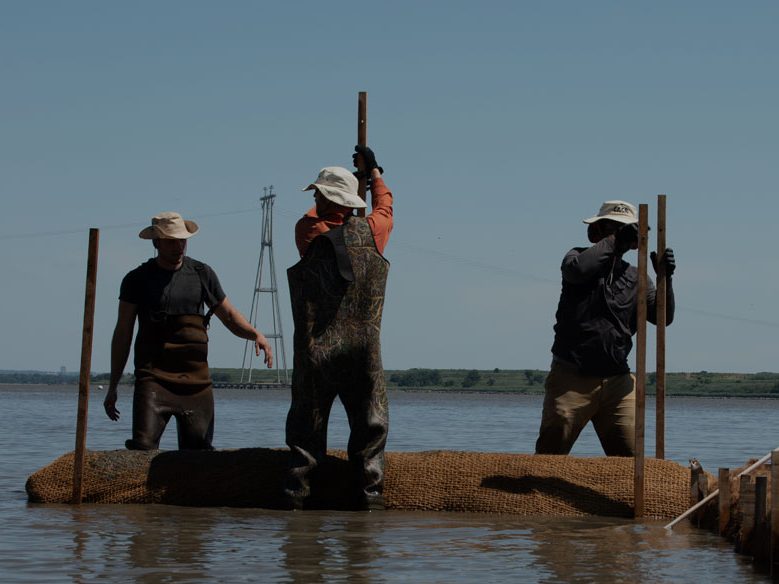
xmin=214 ymin=382 xmax=290 ymax=390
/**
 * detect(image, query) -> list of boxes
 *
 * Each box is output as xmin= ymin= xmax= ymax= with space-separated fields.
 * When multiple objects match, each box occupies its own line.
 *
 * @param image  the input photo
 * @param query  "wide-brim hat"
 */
xmin=139 ymin=211 xmax=199 ymax=239
xmin=302 ymin=166 xmax=367 ymax=209
xmin=583 ymin=200 xmax=638 ymax=225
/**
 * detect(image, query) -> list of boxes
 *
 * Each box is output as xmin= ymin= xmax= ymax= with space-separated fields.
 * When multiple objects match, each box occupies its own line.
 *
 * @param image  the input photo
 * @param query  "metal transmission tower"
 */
xmin=240 ymin=186 xmax=289 ymax=386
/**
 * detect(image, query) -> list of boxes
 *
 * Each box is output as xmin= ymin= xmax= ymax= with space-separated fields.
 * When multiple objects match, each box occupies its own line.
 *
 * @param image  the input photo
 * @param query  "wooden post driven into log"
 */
xmin=357 ymin=91 xmax=368 ymax=218
xmin=633 ymin=204 xmax=649 ymax=518
xmin=655 ymin=194 xmax=667 ymax=459
xmin=72 ymin=228 xmax=99 ymax=504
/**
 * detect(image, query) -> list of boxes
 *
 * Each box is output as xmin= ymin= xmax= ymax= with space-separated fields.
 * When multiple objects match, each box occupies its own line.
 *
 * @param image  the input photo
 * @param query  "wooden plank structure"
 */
xmin=71 ymin=228 xmax=99 ymax=504
xmin=666 ymin=448 xmax=779 ymax=579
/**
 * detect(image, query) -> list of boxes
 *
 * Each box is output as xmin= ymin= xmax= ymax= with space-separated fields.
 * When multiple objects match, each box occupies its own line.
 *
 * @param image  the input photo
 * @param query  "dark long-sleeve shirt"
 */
xmin=551 ymin=236 xmax=675 ymax=376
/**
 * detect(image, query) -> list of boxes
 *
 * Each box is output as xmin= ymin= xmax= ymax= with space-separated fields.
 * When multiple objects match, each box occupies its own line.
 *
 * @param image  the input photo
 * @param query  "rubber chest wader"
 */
xmin=128 ymin=264 xmax=217 ymax=450
xmin=285 ymin=216 xmax=390 ymax=504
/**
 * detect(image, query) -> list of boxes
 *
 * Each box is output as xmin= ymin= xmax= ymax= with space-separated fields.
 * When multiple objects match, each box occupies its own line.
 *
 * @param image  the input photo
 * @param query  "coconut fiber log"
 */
xmin=26 ymin=449 xmax=695 ymax=518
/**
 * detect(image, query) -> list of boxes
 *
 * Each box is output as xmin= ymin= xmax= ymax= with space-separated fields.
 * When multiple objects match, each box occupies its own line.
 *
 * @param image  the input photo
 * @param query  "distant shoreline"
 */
xmin=4 ymin=367 xmax=779 ymax=399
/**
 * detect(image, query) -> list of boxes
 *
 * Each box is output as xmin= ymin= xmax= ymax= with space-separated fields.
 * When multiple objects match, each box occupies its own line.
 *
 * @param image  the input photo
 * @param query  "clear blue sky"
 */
xmin=1 ymin=1 xmax=777 ymax=373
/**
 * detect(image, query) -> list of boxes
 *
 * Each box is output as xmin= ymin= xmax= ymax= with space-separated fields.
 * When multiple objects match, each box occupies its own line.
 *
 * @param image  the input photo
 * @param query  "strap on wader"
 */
xmin=194 ymin=262 xmax=219 ymax=328
xmin=320 ymin=222 xmax=355 ymax=282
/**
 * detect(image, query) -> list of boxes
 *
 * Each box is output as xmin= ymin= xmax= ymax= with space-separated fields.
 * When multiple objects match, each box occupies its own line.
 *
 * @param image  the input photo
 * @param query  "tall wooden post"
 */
xmin=634 ymin=204 xmax=649 ymax=518
xmin=71 ymin=228 xmax=99 ymax=504
xmin=357 ymin=91 xmax=368 ymax=218
xmin=655 ymin=194 xmax=667 ymax=459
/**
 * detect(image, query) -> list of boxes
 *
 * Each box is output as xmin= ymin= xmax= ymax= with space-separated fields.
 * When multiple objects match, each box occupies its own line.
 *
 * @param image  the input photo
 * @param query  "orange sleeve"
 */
xmin=366 ymin=176 xmax=394 ymax=254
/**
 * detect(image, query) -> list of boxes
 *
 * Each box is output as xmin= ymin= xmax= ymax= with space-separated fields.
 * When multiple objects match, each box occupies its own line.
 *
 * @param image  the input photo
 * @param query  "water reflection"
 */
xmin=281 ymin=512 xmax=377 ymax=583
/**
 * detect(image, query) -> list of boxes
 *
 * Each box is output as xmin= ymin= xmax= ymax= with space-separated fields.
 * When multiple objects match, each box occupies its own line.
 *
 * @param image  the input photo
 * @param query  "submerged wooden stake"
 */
xmin=718 ymin=468 xmax=731 ymax=535
xmin=357 ymin=91 xmax=367 ymax=218
xmin=771 ymin=449 xmax=779 ymax=576
xmin=634 ymin=204 xmax=649 ymax=518
xmin=72 ymin=228 xmax=99 ymax=504
xmin=739 ymin=474 xmax=755 ymax=553
xmin=655 ymin=194 xmax=667 ymax=459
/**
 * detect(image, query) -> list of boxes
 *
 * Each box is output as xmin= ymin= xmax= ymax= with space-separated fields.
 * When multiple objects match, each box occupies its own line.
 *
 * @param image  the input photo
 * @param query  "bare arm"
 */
xmin=213 ymin=297 xmax=273 ymax=367
xmin=104 ymin=301 xmax=137 ymax=421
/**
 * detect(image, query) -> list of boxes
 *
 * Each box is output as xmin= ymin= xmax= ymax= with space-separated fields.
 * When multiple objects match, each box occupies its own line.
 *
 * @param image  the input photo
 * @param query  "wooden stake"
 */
xmin=634 ymin=204 xmax=649 ymax=518
xmin=739 ymin=475 xmax=755 ymax=553
xmin=71 ymin=228 xmax=99 ymax=504
xmin=655 ymin=194 xmax=667 ymax=459
xmin=357 ymin=91 xmax=367 ymax=218
xmin=718 ymin=468 xmax=731 ymax=535
xmin=771 ymin=449 xmax=779 ymax=576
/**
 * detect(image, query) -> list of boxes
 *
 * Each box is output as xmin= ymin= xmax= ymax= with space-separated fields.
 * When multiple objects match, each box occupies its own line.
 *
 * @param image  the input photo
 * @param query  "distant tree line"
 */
xmin=389 ymin=369 xmax=448 ymax=387
xmin=8 ymin=368 xmax=779 ymax=397
xmin=0 ymin=371 xmax=133 ymax=385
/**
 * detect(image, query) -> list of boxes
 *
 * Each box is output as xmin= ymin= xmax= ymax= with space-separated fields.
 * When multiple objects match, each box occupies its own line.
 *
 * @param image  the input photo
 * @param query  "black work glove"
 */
xmin=352 ymin=145 xmax=384 ymax=177
xmin=614 ymin=222 xmax=639 ymax=254
xmin=650 ymin=247 xmax=676 ymax=277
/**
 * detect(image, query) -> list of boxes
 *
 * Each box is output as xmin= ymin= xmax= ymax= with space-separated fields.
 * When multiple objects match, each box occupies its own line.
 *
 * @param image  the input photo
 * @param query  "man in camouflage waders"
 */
xmin=285 ymin=146 xmax=393 ymax=510
xmin=103 ymin=211 xmax=272 ymax=450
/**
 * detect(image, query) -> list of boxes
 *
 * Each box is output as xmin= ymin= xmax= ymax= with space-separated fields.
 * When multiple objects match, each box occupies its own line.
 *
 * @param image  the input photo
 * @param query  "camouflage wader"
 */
xmin=285 ymin=216 xmax=390 ymax=507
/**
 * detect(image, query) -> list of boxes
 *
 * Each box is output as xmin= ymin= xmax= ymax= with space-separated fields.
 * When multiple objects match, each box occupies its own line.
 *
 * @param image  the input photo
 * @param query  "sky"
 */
xmin=1 ymin=1 xmax=778 ymax=374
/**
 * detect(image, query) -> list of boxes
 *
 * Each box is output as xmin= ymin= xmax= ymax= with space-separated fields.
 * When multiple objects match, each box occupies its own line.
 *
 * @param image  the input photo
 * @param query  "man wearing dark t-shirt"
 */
xmin=103 ymin=211 xmax=273 ymax=450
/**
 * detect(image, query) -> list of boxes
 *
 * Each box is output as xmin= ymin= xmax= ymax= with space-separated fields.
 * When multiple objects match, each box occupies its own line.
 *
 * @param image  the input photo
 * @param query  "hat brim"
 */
xmin=582 ymin=214 xmax=637 ymax=225
xmin=303 ymin=184 xmax=367 ymax=209
xmin=139 ymin=220 xmax=199 ymax=239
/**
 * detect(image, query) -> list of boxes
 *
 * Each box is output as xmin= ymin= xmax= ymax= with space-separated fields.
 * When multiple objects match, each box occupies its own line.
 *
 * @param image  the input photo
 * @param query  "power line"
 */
xmin=4 ymin=206 xmax=779 ymax=331
xmin=0 ymin=207 xmax=261 ymax=241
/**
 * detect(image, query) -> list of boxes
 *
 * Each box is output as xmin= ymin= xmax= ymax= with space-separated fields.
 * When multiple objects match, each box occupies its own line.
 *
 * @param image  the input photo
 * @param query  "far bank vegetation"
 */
xmin=206 ymin=368 xmax=779 ymax=397
xmin=6 ymin=369 xmax=779 ymax=398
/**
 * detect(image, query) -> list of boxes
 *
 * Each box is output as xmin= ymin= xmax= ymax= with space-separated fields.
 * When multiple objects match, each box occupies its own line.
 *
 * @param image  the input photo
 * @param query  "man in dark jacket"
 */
xmin=535 ymin=200 xmax=676 ymax=456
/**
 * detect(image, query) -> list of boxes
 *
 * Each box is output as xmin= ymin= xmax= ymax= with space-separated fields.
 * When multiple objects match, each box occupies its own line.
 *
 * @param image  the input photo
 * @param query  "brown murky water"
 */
xmin=3 ymin=386 xmax=772 ymax=582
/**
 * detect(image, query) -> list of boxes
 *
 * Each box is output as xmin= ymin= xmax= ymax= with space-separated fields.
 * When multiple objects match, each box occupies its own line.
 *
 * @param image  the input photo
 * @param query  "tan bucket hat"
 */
xmin=583 ymin=200 xmax=638 ymax=225
xmin=138 ymin=211 xmax=199 ymax=239
xmin=302 ymin=166 xmax=367 ymax=209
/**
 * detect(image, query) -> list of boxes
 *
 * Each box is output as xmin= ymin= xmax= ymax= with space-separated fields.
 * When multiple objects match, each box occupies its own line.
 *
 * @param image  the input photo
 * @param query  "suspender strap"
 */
xmin=321 ymin=224 xmax=355 ymax=282
xmin=194 ymin=262 xmax=219 ymax=328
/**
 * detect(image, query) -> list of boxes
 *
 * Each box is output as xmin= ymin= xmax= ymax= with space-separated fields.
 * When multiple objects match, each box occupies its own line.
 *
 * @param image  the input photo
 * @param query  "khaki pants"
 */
xmin=535 ymin=360 xmax=635 ymax=456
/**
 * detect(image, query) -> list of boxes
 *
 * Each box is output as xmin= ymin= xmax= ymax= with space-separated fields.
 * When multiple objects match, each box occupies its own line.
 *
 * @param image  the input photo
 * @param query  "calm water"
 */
xmin=1 ymin=385 xmax=774 ymax=583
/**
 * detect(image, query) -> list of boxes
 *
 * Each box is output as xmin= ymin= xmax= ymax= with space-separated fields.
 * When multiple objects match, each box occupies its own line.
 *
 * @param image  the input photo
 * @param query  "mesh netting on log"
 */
xmin=26 ymin=449 xmax=694 ymax=518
